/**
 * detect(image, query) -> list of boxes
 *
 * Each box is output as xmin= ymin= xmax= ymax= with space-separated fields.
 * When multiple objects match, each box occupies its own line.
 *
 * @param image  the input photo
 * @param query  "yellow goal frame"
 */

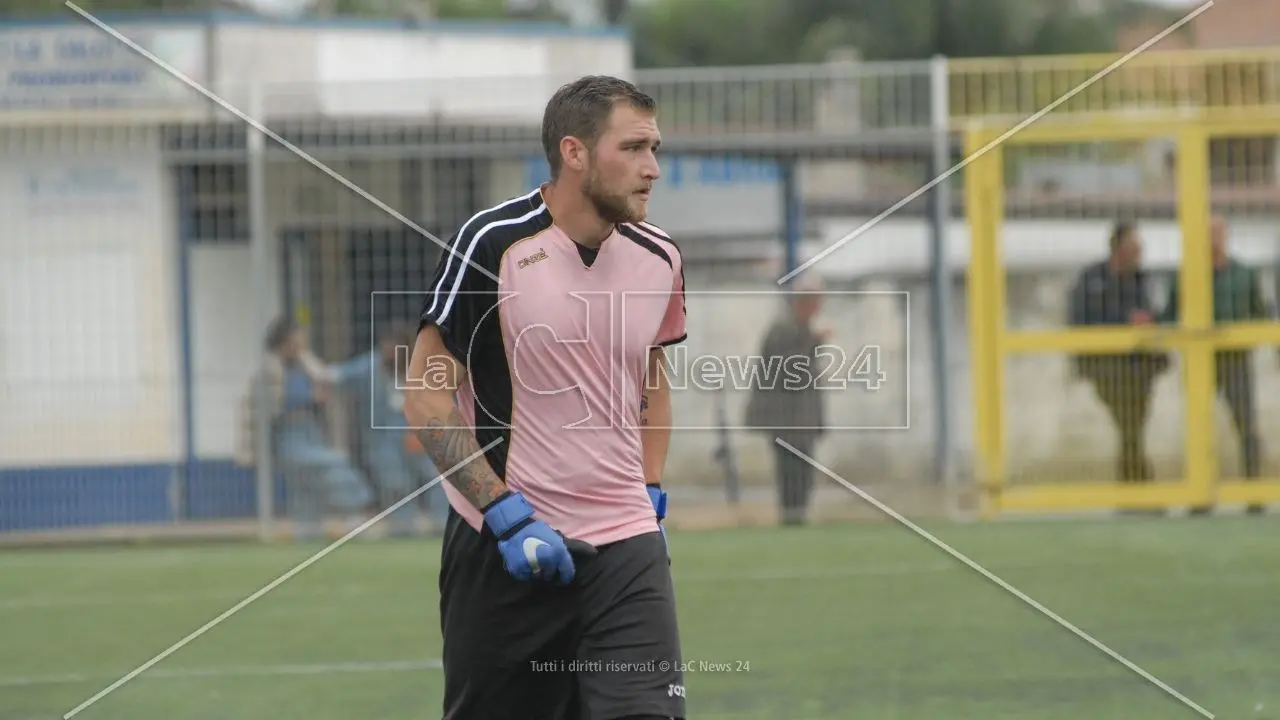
xmin=964 ymin=108 xmax=1280 ymax=517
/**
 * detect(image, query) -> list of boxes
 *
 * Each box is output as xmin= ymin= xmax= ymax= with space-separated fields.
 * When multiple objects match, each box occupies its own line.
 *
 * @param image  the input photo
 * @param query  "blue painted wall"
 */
xmin=0 ymin=462 xmax=290 ymax=532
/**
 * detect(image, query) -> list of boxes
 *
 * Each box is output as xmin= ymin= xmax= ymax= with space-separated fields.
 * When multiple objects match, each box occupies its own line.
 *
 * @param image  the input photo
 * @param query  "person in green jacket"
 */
xmin=1161 ymin=216 xmax=1269 ymax=513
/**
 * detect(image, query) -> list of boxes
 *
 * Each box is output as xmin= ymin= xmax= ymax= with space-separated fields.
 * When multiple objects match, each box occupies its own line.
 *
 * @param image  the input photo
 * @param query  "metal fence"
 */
xmin=963 ymin=108 xmax=1280 ymax=515
xmin=3 ymin=47 xmax=1280 ymax=541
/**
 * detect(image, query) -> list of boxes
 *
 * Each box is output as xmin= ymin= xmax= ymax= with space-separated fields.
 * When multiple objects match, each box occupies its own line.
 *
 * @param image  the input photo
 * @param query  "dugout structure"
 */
xmin=964 ymin=106 xmax=1280 ymax=517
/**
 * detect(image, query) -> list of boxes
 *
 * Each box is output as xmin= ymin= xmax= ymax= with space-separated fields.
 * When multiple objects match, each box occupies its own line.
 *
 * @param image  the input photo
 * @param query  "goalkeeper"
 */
xmin=405 ymin=75 xmax=687 ymax=720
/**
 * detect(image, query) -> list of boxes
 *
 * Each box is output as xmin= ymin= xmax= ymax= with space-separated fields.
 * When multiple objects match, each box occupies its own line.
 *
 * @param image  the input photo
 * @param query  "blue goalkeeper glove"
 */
xmin=647 ymin=484 xmax=669 ymax=559
xmin=482 ymin=491 xmax=595 ymax=584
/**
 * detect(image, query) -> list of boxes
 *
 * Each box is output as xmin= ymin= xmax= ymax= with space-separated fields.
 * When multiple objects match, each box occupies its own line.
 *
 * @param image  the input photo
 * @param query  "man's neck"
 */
xmin=540 ymin=181 xmax=613 ymax=248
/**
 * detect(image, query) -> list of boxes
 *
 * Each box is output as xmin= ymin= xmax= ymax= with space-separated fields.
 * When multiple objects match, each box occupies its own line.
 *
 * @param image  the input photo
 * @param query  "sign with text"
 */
xmin=0 ymin=25 xmax=205 ymax=111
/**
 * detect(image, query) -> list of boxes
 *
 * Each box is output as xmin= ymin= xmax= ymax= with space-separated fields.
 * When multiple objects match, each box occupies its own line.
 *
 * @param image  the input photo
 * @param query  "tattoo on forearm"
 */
xmin=415 ymin=407 xmax=506 ymax=509
xmin=640 ymin=393 xmax=650 ymax=426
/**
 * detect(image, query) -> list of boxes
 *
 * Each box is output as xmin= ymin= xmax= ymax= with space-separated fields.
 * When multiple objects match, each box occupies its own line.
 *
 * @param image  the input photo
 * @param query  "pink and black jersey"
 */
xmin=419 ymin=188 xmax=687 ymax=547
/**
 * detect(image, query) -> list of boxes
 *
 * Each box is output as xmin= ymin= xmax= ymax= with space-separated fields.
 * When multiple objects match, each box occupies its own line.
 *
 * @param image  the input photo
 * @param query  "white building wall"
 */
xmin=0 ymin=126 xmax=179 ymax=467
xmin=189 ymin=244 xmax=257 ymax=459
xmin=210 ymin=24 xmax=323 ymax=114
xmin=202 ymin=21 xmax=631 ymax=120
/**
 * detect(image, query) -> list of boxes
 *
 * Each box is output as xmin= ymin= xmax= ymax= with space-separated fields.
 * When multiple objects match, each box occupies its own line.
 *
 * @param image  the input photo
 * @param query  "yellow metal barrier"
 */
xmin=965 ymin=108 xmax=1280 ymax=517
xmin=949 ymin=48 xmax=1280 ymax=123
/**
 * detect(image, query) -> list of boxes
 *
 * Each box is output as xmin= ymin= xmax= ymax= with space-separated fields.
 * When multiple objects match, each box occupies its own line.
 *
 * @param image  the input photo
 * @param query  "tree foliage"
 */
xmin=632 ymin=0 xmax=1172 ymax=68
xmin=0 ymin=0 xmax=1175 ymax=72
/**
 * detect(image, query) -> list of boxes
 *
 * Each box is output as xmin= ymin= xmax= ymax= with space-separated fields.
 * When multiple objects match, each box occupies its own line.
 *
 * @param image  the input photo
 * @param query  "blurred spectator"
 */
xmin=237 ymin=317 xmax=371 ymax=541
xmin=1161 ymin=215 xmax=1268 ymax=514
xmin=330 ymin=321 xmax=447 ymax=537
xmin=1068 ymin=221 xmax=1169 ymax=483
xmin=744 ymin=274 xmax=829 ymax=526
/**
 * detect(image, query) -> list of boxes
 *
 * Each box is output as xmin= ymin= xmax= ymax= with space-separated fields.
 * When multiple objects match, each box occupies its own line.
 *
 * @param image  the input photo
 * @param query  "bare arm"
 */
xmin=640 ymin=346 xmax=673 ymax=486
xmin=403 ymin=325 xmax=507 ymax=510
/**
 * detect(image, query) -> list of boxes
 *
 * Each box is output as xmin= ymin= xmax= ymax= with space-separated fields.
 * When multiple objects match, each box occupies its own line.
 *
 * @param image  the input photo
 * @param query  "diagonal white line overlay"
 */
xmin=64 ymin=1 xmax=500 ymax=286
xmin=62 ymin=439 xmax=501 ymax=720
xmin=777 ymin=0 xmax=1215 ymax=285
xmin=774 ymin=438 xmax=1215 ymax=719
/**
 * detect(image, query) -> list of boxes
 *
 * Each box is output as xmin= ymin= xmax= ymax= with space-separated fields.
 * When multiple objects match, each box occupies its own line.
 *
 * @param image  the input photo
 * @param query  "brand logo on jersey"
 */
xmin=668 ymin=684 xmax=685 ymax=698
xmin=518 ymin=248 xmax=550 ymax=269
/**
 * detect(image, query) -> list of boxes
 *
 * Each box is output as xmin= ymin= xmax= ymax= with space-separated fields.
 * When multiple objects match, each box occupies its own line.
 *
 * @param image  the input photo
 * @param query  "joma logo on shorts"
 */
xmin=667 ymin=684 xmax=685 ymax=698
xmin=518 ymin=248 xmax=549 ymax=269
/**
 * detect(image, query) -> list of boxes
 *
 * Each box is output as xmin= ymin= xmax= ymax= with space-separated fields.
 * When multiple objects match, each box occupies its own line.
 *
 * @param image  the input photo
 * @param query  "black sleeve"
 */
xmin=419 ymin=233 xmax=502 ymax=368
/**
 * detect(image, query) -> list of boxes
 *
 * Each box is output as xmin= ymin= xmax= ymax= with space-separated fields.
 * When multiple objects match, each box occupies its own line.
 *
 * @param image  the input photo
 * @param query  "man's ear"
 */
xmin=560 ymin=136 xmax=588 ymax=173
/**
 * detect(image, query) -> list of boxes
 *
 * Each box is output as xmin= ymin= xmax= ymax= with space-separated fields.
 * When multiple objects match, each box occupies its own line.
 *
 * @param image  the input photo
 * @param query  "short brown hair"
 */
xmin=541 ymin=75 xmax=656 ymax=180
xmin=1109 ymin=220 xmax=1136 ymax=252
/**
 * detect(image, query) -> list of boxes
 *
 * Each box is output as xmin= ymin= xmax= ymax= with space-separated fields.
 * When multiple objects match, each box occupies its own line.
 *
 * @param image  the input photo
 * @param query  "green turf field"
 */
xmin=2 ymin=515 xmax=1277 ymax=720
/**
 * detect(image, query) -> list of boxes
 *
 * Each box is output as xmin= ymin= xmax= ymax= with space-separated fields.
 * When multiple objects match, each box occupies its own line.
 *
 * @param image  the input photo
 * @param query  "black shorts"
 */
xmin=439 ymin=508 xmax=685 ymax=720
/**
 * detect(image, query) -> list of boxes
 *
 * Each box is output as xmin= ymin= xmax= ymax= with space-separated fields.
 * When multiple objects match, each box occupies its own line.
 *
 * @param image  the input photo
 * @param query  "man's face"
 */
xmin=580 ymin=103 xmax=661 ymax=224
xmin=1116 ymin=232 xmax=1142 ymax=271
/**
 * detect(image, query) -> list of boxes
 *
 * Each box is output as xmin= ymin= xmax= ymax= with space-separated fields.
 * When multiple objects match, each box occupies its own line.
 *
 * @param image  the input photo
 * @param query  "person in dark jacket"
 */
xmin=1068 ymin=221 xmax=1169 ymax=483
xmin=1161 ymin=215 xmax=1269 ymax=514
xmin=744 ymin=275 xmax=829 ymax=526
